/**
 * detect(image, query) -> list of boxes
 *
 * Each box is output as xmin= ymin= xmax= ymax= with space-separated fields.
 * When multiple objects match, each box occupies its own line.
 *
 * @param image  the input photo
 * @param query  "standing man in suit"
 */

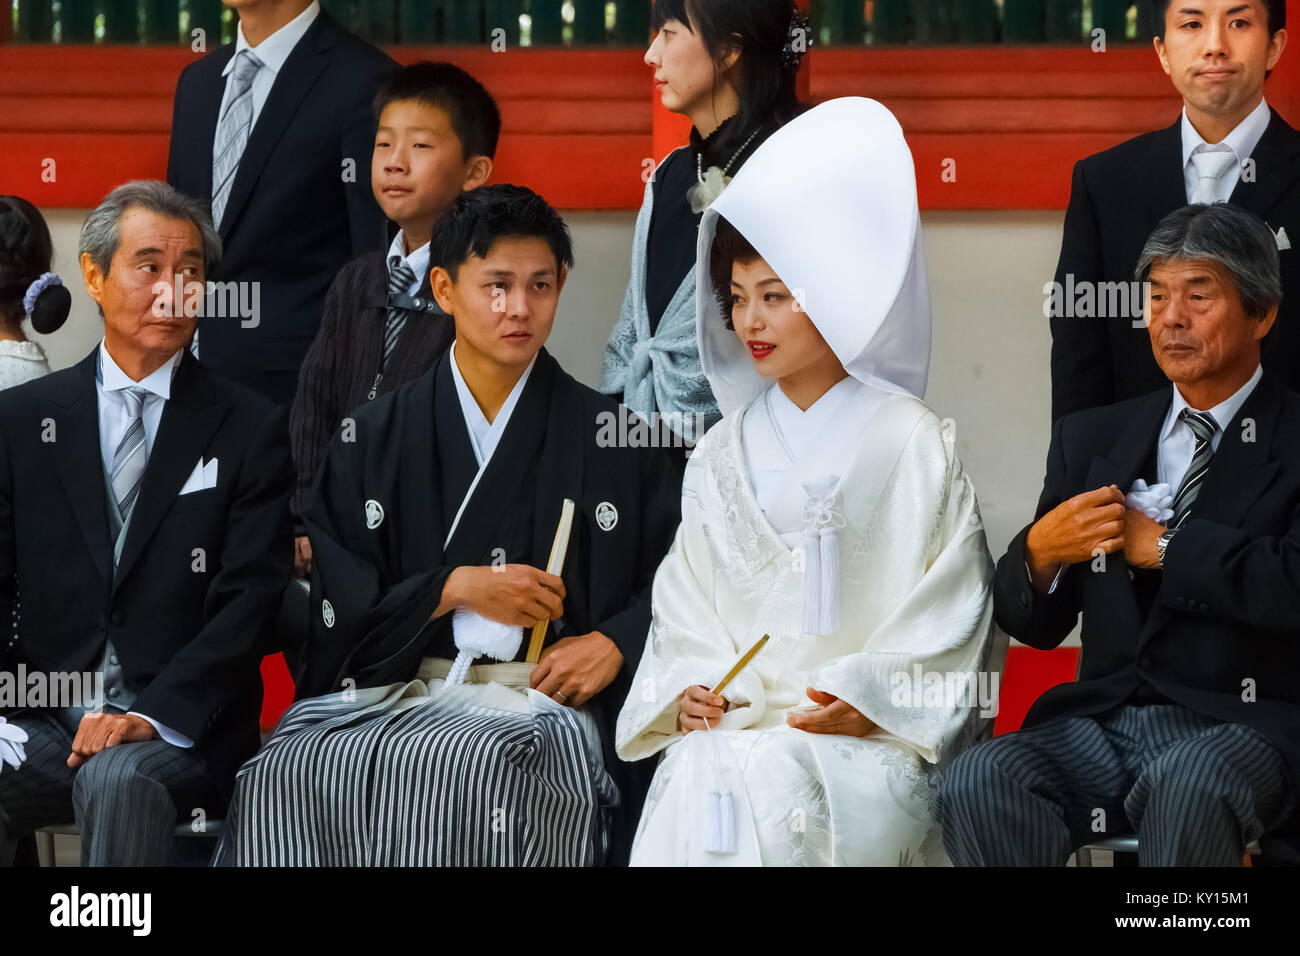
xmin=942 ymin=203 xmax=1299 ymax=866
xmin=167 ymin=0 xmax=396 ymax=405
xmin=1050 ymin=0 xmax=1296 ymax=422
xmin=0 ymin=181 xmax=293 ymax=866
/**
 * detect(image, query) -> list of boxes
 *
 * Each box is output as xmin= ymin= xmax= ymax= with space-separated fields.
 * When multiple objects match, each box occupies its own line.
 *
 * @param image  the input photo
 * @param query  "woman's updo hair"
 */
xmin=0 ymin=195 xmax=72 ymax=335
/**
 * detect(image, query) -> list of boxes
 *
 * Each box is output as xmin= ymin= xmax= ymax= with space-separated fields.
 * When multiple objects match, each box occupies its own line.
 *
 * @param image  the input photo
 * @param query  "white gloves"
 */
xmin=1127 ymin=479 xmax=1174 ymax=524
xmin=0 ymin=715 xmax=28 ymax=773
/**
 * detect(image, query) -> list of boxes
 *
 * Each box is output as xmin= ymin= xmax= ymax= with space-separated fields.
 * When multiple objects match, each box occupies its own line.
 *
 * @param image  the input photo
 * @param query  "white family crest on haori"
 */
xmin=320 ymin=599 xmax=335 ymax=628
xmin=616 ymin=97 xmax=998 ymax=866
xmin=595 ymin=501 xmax=618 ymax=531
xmin=364 ymin=498 xmax=384 ymax=529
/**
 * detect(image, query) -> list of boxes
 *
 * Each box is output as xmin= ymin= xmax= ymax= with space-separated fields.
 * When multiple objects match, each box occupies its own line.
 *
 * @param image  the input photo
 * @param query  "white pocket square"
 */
xmin=1277 ymin=226 xmax=1291 ymax=251
xmin=1126 ymin=478 xmax=1174 ymax=524
xmin=178 ymin=456 xmax=219 ymax=496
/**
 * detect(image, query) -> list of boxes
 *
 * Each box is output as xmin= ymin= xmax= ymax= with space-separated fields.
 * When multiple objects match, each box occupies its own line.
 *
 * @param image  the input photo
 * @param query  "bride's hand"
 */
xmin=787 ymin=687 xmax=875 ymax=737
xmin=677 ymin=684 xmax=728 ymax=734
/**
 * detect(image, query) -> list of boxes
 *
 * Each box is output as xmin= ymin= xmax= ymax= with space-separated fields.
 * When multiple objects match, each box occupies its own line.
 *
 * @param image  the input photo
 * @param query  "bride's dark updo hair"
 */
xmin=709 ymin=214 xmax=764 ymax=331
xmin=0 ymin=196 xmax=71 ymax=335
xmin=653 ymin=0 xmax=808 ymax=163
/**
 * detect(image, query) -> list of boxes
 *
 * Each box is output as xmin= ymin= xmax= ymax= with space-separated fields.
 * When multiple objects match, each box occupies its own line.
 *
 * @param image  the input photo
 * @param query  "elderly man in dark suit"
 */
xmin=0 ymin=180 xmax=293 ymax=866
xmin=166 ymin=0 xmax=396 ymax=405
xmin=941 ymin=202 xmax=1299 ymax=866
xmin=1050 ymin=0 xmax=1298 ymax=423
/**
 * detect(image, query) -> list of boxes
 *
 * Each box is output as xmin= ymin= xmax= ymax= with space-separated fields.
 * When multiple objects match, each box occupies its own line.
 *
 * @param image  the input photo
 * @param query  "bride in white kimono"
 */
xmin=615 ymin=97 xmax=998 ymax=866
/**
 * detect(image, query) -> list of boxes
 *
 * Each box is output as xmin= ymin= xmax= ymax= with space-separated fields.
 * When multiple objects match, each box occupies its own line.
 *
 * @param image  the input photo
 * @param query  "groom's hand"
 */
xmin=531 ymin=632 xmax=622 ymax=708
xmin=437 ymin=565 xmax=565 ymax=626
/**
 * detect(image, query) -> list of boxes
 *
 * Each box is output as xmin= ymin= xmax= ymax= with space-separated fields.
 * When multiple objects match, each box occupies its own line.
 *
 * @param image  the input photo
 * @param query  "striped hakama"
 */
xmin=215 ymin=659 xmax=615 ymax=866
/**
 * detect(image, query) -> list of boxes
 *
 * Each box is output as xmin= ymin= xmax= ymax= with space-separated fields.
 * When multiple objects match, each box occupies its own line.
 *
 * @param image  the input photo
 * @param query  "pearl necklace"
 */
xmin=687 ymin=126 xmax=763 ymax=213
xmin=695 ymin=126 xmax=763 ymax=186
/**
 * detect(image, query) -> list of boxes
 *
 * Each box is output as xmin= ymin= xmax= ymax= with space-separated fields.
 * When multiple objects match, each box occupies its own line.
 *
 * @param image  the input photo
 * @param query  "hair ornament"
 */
xmin=781 ymin=8 xmax=813 ymax=70
xmin=22 ymin=272 xmax=62 ymax=321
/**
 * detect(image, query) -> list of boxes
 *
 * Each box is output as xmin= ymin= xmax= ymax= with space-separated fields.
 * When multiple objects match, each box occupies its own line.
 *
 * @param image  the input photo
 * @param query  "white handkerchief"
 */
xmin=178 ymin=457 xmax=219 ymax=496
xmin=1126 ymin=478 xmax=1174 ymax=524
xmin=0 ymin=715 xmax=28 ymax=773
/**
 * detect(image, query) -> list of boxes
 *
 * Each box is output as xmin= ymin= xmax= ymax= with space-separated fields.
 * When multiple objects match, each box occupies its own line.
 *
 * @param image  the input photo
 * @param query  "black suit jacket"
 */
xmin=166 ymin=8 xmax=397 ymax=405
xmin=0 ymin=349 xmax=294 ymax=803
xmin=1051 ymin=109 xmax=1300 ymax=422
xmin=995 ymin=374 xmax=1300 ymax=788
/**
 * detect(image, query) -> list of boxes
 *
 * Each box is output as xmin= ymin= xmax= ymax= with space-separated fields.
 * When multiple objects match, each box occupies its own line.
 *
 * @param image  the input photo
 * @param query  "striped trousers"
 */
xmin=938 ymin=703 xmax=1296 ymax=866
xmin=215 ymin=665 xmax=616 ymax=866
xmin=0 ymin=711 xmax=217 ymax=866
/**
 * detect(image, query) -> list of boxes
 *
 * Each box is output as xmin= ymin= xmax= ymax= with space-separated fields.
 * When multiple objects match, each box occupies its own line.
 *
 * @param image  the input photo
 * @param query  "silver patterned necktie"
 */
xmin=1169 ymin=408 xmax=1219 ymax=528
xmin=110 ymin=387 xmax=150 ymax=521
xmin=1189 ymin=149 xmax=1235 ymax=205
xmin=383 ymin=256 xmax=416 ymax=371
xmin=211 ymin=49 xmax=264 ymax=230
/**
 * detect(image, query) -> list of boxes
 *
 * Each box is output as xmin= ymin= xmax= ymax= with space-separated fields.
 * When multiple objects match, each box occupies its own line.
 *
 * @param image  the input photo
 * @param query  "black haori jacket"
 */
xmin=296 ymin=347 xmax=682 ymax=861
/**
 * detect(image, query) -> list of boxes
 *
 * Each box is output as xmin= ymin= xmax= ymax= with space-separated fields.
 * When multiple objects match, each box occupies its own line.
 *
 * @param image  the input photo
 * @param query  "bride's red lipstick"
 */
xmin=748 ymin=339 xmax=775 ymax=360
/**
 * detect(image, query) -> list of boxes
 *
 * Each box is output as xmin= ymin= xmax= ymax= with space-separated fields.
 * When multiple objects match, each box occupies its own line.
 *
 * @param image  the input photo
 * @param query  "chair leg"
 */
xmin=35 ymin=831 xmax=56 ymax=868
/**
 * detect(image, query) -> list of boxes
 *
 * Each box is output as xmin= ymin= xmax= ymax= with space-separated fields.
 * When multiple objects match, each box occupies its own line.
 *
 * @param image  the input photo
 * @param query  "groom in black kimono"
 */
xmin=292 ymin=184 xmax=681 ymax=863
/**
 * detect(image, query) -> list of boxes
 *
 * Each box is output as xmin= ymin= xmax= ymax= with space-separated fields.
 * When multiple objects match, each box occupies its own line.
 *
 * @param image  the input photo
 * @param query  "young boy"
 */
xmin=217 ymin=185 xmax=682 ymax=866
xmin=289 ymin=61 xmax=500 ymax=576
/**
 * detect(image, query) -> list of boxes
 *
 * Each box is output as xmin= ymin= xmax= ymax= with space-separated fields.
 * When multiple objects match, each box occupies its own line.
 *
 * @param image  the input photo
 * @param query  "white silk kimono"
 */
xmin=615 ymin=382 xmax=996 ymax=866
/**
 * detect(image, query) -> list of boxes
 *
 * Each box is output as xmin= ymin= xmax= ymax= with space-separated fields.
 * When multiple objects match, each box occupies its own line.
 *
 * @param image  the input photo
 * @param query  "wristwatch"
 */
xmin=1156 ymin=527 xmax=1178 ymax=567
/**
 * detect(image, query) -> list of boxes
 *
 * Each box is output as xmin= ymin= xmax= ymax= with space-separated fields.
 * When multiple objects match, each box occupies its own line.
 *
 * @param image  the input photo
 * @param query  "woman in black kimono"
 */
xmin=599 ymin=0 xmax=809 ymax=445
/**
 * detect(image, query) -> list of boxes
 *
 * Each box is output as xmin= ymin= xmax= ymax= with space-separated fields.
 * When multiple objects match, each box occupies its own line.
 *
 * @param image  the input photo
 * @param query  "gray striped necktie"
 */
xmin=383 ymin=256 xmax=416 ymax=371
xmin=1170 ymin=408 xmax=1219 ymax=528
xmin=211 ymin=49 xmax=263 ymax=230
xmin=111 ymin=387 xmax=150 ymax=521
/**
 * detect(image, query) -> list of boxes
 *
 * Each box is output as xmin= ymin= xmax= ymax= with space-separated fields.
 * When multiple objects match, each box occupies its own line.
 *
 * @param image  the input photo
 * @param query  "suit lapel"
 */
xmin=1083 ymin=390 xmax=1172 ymax=631
xmin=1146 ymin=119 xmax=1190 ymax=223
xmin=1179 ymin=374 xmax=1282 ymax=529
xmin=1139 ymin=375 xmax=1281 ymax=642
xmin=1084 ymin=388 xmax=1172 ymax=494
xmin=217 ymin=11 xmax=337 ymax=242
xmin=1228 ymin=109 xmax=1300 ymax=219
xmin=112 ymin=354 xmax=231 ymax=595
xmin=45 ymin=351 xmax=113 ymax=584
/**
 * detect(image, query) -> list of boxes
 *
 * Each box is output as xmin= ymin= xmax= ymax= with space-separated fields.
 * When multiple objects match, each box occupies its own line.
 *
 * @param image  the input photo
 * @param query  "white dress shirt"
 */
xmin=217 ymin=0 xmax=320 ymax=131
xmin=448 ymin=341 xmax=537 ymax=468
xmin=1157 ymin=363 xmax=1263 ymax=490
xmin=1181 ymin=97 xmax=1271 ymax=204
xmin=386 ymin=229 xmax=432 ymax=295
xmin=96 ymin=341 xmax=194 ymax=749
